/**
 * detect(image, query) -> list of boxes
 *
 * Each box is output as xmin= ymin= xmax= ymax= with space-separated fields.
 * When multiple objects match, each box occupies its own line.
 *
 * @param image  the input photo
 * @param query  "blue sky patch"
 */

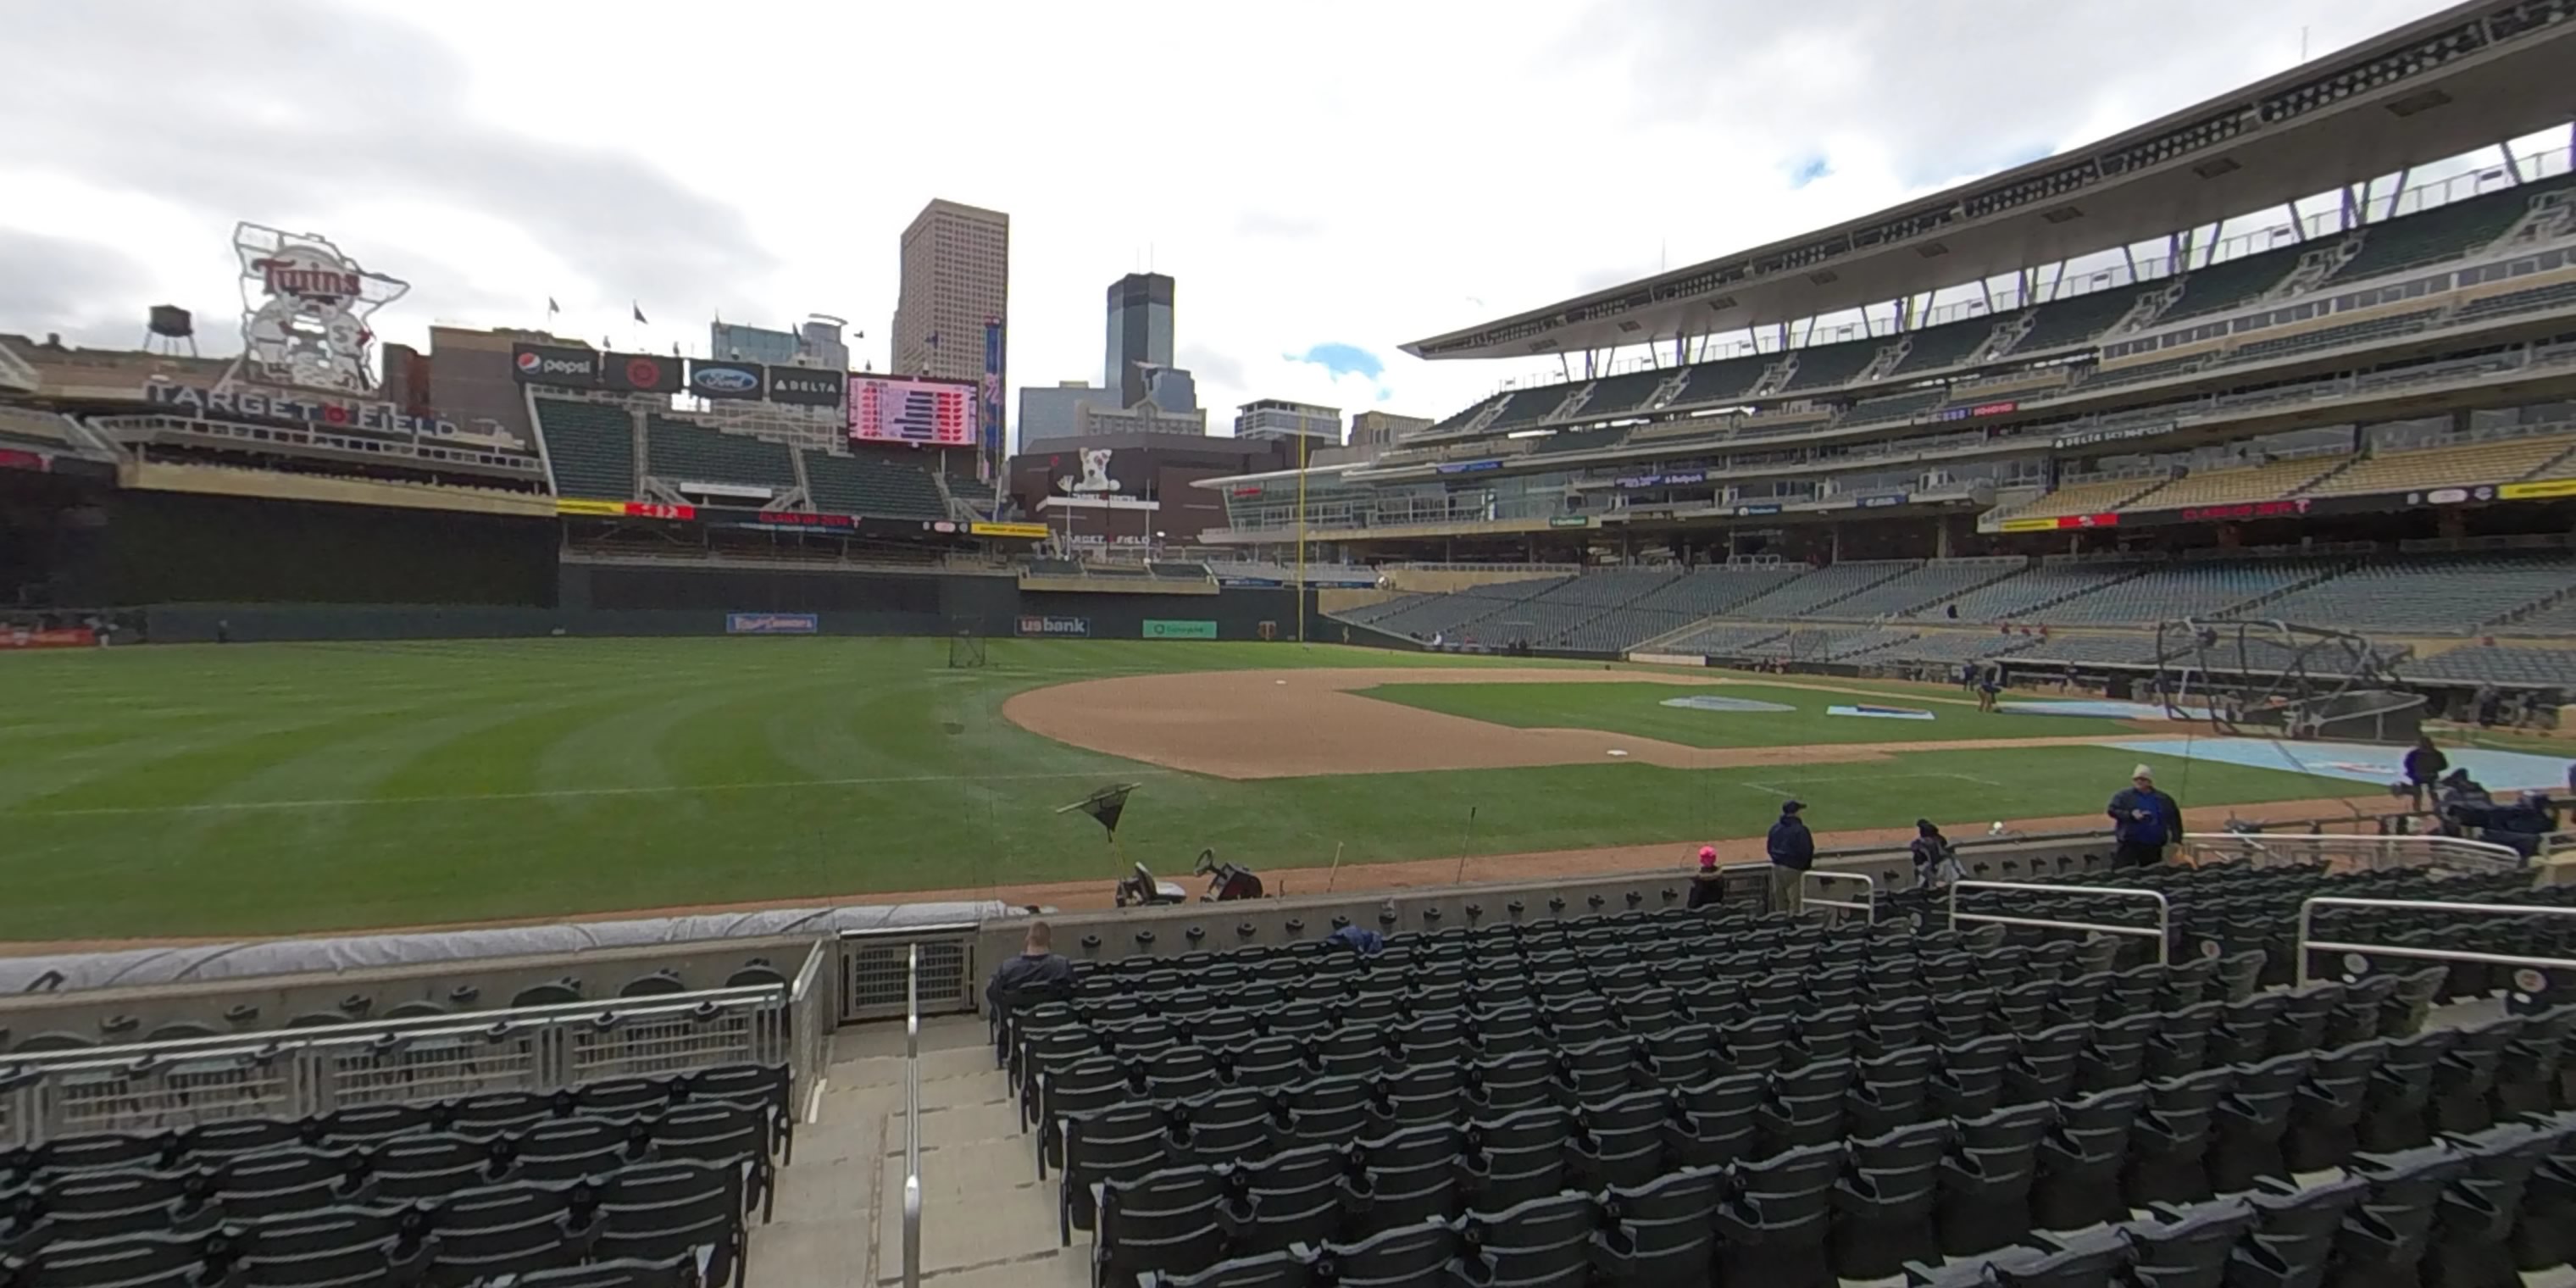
xmin=1785 ymin=153 xmax=1832 ymax=188
xmin=1296 ymin=341 xmax=1383 ymax=380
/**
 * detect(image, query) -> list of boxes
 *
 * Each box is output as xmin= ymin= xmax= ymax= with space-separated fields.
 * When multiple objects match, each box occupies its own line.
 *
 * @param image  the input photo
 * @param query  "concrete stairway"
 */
xmin=791 ymin=1013 xmax=1087 ymax=1287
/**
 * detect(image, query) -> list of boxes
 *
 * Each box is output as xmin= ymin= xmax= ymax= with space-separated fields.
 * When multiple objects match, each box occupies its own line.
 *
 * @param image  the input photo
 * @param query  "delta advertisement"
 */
xmin=725 ymin=613 xmax=819 ymax=636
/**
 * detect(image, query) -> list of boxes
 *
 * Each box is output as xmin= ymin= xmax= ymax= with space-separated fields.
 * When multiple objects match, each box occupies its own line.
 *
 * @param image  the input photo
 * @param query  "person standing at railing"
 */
xmin=1767 ymin=802 xmax=1814 ymax=914
xmin=2402 ymin=735 xmax=2448 ymax=812
xmin=2107 ymin=765 xmax=2183 ymax=869
xmin=1687 ymin=846 xmax=1725 ymax=910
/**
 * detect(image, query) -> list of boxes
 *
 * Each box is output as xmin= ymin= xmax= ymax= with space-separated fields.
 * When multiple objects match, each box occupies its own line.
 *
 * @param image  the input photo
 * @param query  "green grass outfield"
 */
xmin=0 ymin=639 xmax=2357 ymax=941
xmin=1355 ymin=680 xmax=2140 ymax=747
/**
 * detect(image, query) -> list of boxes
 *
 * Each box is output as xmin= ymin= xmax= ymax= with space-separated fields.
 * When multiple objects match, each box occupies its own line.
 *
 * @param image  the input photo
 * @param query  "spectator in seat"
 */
xmin=1687 ymin=845 xmax=1725 ymax=910
xmin=985 ymin=920 xmax=1072 ymax=1008
xmin=1909 ymin=819 xmax=1961 ymax=889
xmin=2107 ymin=765 xmax=2182 ymax=869
xmin=2403 ymin=736 xmax=2449 ymax=812
xmin=1766 ymin=802 xmax=1814 ymax=914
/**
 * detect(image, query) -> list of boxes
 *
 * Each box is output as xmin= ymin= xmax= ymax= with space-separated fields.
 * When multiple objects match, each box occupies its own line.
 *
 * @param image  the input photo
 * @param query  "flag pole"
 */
xmin=1295 ymin=430 xmax=1308 ymax=647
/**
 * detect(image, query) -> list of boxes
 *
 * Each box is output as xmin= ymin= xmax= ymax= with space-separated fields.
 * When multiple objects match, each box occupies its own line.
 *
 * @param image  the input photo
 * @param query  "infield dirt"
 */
xmin=1000 ymin=666 xmax=2174 ymax=779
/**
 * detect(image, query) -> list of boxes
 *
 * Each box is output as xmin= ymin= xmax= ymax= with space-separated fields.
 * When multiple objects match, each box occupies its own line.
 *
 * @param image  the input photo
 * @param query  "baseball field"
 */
xmin=0 ymin=637 xmax=2394 ymax=943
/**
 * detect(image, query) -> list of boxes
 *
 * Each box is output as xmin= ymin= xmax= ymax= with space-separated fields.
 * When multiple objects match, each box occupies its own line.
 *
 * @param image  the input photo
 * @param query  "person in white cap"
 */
xmin=2107 ymin=764 xmax=2183 ymax=869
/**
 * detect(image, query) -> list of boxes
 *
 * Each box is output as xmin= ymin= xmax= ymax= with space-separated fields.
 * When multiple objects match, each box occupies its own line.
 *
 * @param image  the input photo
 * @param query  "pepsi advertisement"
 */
xmin=510 ymin=343 xmax=599 ymax=386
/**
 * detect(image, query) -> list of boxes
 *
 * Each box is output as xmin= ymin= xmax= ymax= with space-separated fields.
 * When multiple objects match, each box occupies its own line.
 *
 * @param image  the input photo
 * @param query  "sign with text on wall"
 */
xmin=1142 ymin=619 xmax=1219 ymax=640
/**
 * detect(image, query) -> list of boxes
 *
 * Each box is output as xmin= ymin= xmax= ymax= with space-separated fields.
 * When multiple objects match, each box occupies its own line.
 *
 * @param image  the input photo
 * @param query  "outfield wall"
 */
xmin=138 ymin=577 xmax=1321 ymax=643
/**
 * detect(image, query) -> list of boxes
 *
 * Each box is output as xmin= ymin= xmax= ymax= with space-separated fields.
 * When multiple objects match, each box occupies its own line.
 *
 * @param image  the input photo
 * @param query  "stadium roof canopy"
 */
xmin=1402 ymin=0 xmax=2576 ymax=363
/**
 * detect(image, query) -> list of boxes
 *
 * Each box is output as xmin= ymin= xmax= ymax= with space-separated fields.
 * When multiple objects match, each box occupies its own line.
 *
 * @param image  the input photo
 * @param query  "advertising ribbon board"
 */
xmin=725 ymin=613 xmax=819 ymax=636
xmin=1142 ymin=619 xmax=1219 ymax=640
xmin=0 ymin=626 xmax=94 ymax=650
xmin=971 ymin=521 xmax=1051 ymax=540
xmin=1017 ymin=615 xmax=1091 ymax=638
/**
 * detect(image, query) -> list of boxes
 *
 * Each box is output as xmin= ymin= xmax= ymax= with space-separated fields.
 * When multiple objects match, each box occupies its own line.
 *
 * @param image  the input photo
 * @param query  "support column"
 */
xmin=1935 ymin=518 xmax=1954 ymax=559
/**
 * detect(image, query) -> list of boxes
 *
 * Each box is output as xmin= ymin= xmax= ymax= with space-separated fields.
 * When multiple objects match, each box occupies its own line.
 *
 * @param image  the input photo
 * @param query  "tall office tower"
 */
xmin=891 ymin=199 xmax=1009 ymax=389
xmin=1103 ymin=272 xmax=1174 ymax=408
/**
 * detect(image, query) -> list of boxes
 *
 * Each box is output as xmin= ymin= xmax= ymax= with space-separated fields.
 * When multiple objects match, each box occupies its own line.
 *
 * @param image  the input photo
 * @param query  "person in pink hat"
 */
xmin=1687 ymin=845 xmax=1725 ymax=910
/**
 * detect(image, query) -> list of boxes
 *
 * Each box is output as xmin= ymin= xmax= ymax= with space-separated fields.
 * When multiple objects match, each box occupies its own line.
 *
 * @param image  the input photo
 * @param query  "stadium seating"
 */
xmin=2251 ymin=554 xmax=2576 ymax=636
xmin=1526 ymin=425 xmax=1626 ymax=455
xmin=2402 ymin=643 xmax=2576 ymax=687
xmin=2328 ymin=176 xmax=2573 ymax=283
xmin=1881 ymin=315 xmax=2000 ymax=376
xmin=1816 ymin=558 xmax=2033 ymax=622
xmin=1482 ymin=386 xmax=1574 ymax=430
xmin=1574 ymin=368 xmax=1672 ymax=417
xmin=1663 ymin=622 xmax=1790 ymax=658
xmin=2023 ymin=558 xmax=2334 ymax=626
xmin=1843 ymin=387 xmax=1950 ymax=424
xmin=2139 ymin=455 xmax=2351 ymax=509
xmin=2004 ymin=475 xmax=2169 ymax=520
xmin=1938 ymin=564 xmax=2140 ymax=623
xmin=799 ymin=450 xmax=947 ymax=520
xmin=997 ymin=879 xmax=2575 ymax=1288
xmin=1727 ymin=561 xmax=1918 ymax=619
xmin=0 ymin=1060 xmax=791 ymax=1287
xmin=1778 ymin=339 xmax=1880 ymax=393
xmin=1665 ymin=354 xmax=1768 ymax=408
xmin=642 ymin=417 xmax=794 ymax=493
xmin=2017 ymin=286 xmax=2153 ymax=353
xmin=533 ymin=400 xmax=638 ymax=501
xmin=0 ymin=405 xmax=75 ymax=449
xmin=2084 ymin=353 xmax=2214 ymax=390
xmin=1641 ymin=564 xmax=1812 ymax=616
xmin=2458 ymin=279 xmax=2576 ymax=324
xmin=2160 ymin=242 xmax=2311 ymax=322
xmin=2301 ymin=433 xmax=2576 ymax=497
xmin=2227 ymin=307 xmax=2444 ymax=365
xmin=1874 ymin=631 xmax=2043 ymax=665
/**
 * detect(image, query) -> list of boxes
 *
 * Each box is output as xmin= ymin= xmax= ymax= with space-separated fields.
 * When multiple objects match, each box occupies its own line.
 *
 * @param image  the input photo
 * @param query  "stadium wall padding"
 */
xmin=140 ymin=577 xmax=1324 ymax=642
xmin=92 ymin=492 xmax=557 ymax=608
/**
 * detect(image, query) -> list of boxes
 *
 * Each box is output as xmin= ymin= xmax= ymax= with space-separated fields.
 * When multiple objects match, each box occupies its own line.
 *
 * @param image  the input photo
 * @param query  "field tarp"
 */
xmin=0 ymin=902 xmax=1008 ymax=995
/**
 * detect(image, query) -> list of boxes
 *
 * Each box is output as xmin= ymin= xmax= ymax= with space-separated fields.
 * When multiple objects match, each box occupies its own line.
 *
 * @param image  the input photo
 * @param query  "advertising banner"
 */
xmin=553 ymin=499 xmax=696 ymax=520
xmin=1017 ymin=614 xmax=1091 ymax=638
xmin=970 ymin=521 xmax=1050 ymax=540
xmin=602 ymin=353 xmax=683 ymax=394
xmin=982 ymin=319 xmax=1006 ymax=479
xmin=1999 ymin=513 xmax=2118 ymax=532
xmin=687 ymin=360 xmax=765 ymax=401
xmin=725 ymin=613 xmax=819 ymax=636
xmin=1142 ymin=619 xmax=1219 ymax=640
xmin=511 ymin=343 xmax=601 ymax=386
xmin=0 ymin=626 xmax=94 ymax=650
xmin=767 ymin=366 xmax=847 ymax=409
xmin=1548 ymin=515 xmax=1592 ymax=528
xmin=2501 ymin=478 xmax=2576 ymax=501
xmin=0 ymin=447 xmax=45 ymax=474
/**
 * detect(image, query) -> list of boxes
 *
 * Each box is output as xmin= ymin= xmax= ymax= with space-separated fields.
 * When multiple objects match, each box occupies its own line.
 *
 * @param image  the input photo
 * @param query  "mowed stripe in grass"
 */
xmin=0 ymin=640 xmax=2346 ymax=941
xmin=1351 ymin=680 xmax=2142 ymax=747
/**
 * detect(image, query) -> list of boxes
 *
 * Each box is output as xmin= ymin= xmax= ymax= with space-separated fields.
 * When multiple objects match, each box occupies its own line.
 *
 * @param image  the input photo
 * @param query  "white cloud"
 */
xmin=0 ymin=0 xmax=2476 ymax=447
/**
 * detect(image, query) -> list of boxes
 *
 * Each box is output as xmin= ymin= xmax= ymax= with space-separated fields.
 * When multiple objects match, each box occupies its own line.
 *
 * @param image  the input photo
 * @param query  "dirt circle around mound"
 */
xmin=999 ymin=667 xmax=2165 ymax=780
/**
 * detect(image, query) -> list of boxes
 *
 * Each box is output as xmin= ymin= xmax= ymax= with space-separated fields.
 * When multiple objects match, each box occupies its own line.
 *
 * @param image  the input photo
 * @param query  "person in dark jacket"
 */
xmin=985 ymin=920 xmax=1073 ymax=1008
xmin=2401 ymin=736 xmax=2448 ymax=811
xmin=1686 ymin=845 xmax=1725 ymax=910
xmin=1909 ymin=819 xmax=1961 ymax=889
xmin=2107 ymin=764 xmax=2183 ymax=869
xmin=1767 ymin=802 xmax=1815 ymax=914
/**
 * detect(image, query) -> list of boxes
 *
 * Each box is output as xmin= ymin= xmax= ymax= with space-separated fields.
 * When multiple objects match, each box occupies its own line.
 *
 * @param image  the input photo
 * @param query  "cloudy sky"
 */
xmin=0 ymin=0 xmax=2478 ymax=444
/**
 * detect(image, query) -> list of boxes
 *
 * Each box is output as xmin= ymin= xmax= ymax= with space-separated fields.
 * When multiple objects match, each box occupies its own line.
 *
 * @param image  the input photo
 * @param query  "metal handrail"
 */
xmin=902 ymin=943 xmax=923 ymax=1288
xmin=2294 ymin=896 xmax=2576 ymax=987
xmin=1946 ymin=880 xmax=2173 ymax=965
xmin=2180 ymin=831 xmax=2525 ymax=874
xmin=3 ymin=984 xmax=788 ymax=1070
xmin=1802 ymin=869 xmax=1877 ymax=923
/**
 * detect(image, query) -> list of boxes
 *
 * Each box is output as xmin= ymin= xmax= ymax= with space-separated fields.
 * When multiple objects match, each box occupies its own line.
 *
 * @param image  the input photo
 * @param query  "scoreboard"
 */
xmin=848 ymin=375 xmax=978 ymax=447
